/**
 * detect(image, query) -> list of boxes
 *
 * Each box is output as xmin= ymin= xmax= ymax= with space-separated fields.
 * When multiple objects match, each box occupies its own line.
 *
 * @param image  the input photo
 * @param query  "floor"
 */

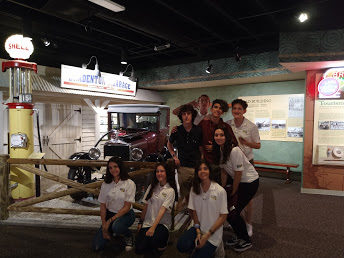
xmin=1 ymin=177 xmax=344 ymax=258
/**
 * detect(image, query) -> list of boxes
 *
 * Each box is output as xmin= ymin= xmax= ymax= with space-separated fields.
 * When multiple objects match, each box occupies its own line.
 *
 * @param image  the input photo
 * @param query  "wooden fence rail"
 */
xmin=1 ymin=156 xmax=158 ymax=219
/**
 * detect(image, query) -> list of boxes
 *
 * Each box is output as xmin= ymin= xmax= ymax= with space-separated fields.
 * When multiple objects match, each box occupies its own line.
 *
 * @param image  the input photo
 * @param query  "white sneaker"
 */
xmin=124 ymin=235 xmax=134 ymax=251
xmin=246 ymin=223 xmax=253 ymax=237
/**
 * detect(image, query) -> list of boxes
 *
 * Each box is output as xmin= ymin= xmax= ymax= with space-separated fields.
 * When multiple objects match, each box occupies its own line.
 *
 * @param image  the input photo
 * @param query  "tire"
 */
xmin=68 ymin=168 xmax=89 ymax=201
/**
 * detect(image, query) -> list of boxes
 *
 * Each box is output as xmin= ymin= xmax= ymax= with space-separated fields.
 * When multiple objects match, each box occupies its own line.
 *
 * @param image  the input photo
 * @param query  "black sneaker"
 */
xmin=225 ymin=236 xmax=239 ymax=247
xmin=233 ymin=239 xmax=252 ymax=252
xmin=124 ymin=235 xmax=134 ymax=251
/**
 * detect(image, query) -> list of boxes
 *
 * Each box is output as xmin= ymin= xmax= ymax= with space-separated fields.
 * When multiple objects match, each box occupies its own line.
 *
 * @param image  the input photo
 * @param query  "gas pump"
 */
xmin=2 ymin=34 xmax=36 ymax=200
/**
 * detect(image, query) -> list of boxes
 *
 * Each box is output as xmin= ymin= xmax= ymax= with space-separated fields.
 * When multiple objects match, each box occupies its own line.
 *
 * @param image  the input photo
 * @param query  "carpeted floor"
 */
xmin=0 ymin=177 xmax=343 ymax=257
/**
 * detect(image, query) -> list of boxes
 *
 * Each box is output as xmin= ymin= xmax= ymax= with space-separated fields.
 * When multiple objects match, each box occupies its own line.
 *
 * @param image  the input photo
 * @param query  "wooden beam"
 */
xmin=0 ymin=155 xmax=10 ymax=220
xmin=13 ymin=165 xmax=98 ymax=195
xmin=9 ymin=181 xmax=103 ymax=208
xmin=8 ymin=206 xmax=100 ymax=216
xmin=7 ymin=158 xmax=158 ymax=168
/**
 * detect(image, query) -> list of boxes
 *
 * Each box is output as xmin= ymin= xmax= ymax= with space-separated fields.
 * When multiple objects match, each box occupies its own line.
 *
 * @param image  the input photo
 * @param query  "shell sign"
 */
xmin=318 ymin=68 xmax=344 ymax=99
xmin=5 ymin=34 xmax=34 ymax=60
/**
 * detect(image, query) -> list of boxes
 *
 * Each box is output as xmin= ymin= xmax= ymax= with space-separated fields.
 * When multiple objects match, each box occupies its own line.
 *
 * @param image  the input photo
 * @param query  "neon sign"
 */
xmin=318 ymin=68 xmax=344 ymax=99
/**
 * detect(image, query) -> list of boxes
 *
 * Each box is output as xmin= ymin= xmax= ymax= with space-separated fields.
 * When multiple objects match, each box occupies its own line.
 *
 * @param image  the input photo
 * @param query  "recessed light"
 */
xmin=298 ymin=13 xmax=308 ymax=23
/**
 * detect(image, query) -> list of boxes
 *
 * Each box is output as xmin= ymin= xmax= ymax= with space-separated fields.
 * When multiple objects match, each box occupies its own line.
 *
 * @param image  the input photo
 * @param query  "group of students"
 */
xmin=92 ymin=96 xmax=261 ymax=257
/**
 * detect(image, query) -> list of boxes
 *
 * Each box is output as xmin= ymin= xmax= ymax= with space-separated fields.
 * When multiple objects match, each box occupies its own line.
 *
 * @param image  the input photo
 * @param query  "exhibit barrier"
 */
xmin=0 ymin=155 xmax=181 ymax=230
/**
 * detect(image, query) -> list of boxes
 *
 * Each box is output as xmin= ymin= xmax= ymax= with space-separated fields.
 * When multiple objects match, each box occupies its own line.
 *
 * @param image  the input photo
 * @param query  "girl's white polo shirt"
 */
xmin=142 ymin=183 xmax=175 ymax=229
xmin=188 ymin=182 xmax=228 ymax=247
xmin=98 ymin=179 xmax=136 ymax=213
xmin=221 ymin=146 xmax=259 ymax=183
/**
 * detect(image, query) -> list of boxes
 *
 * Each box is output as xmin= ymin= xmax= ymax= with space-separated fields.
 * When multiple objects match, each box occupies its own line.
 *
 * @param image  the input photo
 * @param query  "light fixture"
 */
xmin=235 ymin=52 xmax=241 ymax=62
xmin=154 ymin=43 xmax=171 ymax=51
xmin=41 ymin=38 xmax=50 ymax=47
xmin=120 ymin=64 xmax=137 ymax=82
xmin=82 ymin=56 xmax=101 ymax=77
xmin=298 ymin=12 xmax=308 ymax=23
xmin=205 ymin=60 xmax=212 ymax=74
xmin=121 ymin=48 xmax=128 ymax=65
xmin=88 ymin=0 xmax=125 ymax=12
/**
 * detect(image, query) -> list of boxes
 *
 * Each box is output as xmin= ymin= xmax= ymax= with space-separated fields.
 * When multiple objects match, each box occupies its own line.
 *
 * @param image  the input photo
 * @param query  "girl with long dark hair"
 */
xmin=135 ymin=162 xmax=177 ymax=256
xmin=213 ymin=125 xmax=259 ymax=252
xmin=177 ymin=160 xmax=228 ymax=258
xmin=92 ymin=157 xmax=136 ymax=252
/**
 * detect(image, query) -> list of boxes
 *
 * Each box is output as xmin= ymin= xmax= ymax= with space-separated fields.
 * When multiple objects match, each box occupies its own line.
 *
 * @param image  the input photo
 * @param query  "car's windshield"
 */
xmin=110 ymin=113 xmax=158 ymax=131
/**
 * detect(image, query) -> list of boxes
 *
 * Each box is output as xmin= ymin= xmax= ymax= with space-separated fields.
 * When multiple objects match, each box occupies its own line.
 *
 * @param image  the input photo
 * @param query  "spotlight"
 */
xmin=82 ymin=56 xmax=101 ymax=77
xmin=298 ymin=12 xmax=308 ymax=23
xmin=205 ymin=60 xmax=212 ymax=74
xmin=235 ymin=52 xmax=241 ymax=62
xmin=120 ymin=64 xmax=137 ymax=82
xmin=41 ymin=38 xmax=50 ymax=47
xmin=154 ymin=43 xmax=171 ymax=51
xmin=121 ymin=48 xmax=128 ymax=65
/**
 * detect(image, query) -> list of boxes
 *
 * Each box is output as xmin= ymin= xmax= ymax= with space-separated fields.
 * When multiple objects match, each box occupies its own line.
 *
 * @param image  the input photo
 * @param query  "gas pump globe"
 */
xmin=2 ymin=34 xmax=37 ymax=200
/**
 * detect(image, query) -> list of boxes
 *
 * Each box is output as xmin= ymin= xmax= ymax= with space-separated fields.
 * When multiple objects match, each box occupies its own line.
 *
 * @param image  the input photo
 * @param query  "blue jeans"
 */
xmin=92 ymin=209 xmax=135 ymax=251
xmin=177 ymin=227 xmax=217 ymax=258
xmin=135 ymin=224 xmax=169 ymax=255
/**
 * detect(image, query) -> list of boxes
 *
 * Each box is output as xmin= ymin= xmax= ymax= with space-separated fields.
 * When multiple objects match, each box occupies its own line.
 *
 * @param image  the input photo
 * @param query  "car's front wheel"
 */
xmin=67 ymin=167 xmax=89 ymax=201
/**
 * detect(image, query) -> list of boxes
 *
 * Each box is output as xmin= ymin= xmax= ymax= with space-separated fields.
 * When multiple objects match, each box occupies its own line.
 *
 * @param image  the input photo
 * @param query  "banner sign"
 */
xmin=61 ymin=65 xmax=137 ymax=96
xmin=318 ymin=68 xmax=344 ymax=99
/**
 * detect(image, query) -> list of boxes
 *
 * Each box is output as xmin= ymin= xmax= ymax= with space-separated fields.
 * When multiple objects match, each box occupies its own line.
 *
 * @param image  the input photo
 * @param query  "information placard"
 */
xmin=312 ymin=99 xmax=344 ymax=165
xmin=239 ymin=94 xmax=304 ymax=142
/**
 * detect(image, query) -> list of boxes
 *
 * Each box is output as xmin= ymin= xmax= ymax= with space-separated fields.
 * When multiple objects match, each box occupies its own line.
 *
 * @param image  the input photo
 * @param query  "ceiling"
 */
xmin=0 ymin=0 xmax=342 ymax=74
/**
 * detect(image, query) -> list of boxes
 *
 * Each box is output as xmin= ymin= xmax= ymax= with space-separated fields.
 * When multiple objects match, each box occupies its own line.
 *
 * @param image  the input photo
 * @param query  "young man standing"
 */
xmin=172 ymin=95 xmax=211 ymax=125
xmin=168 ymin=104 xmax=203 ymax=209
xmin=198 ymin=99 xmax=238 ymax=164
xmin=226 ymin=98 xmax=261 ymax=237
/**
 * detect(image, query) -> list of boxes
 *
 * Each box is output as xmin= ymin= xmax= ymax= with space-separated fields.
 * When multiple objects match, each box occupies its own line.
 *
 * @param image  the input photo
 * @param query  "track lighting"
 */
xmin=205 ymin=60 xmax=212 ymax=74
xmin=82 ymin=56 xmax=101 ymax=77
xmin=154 ymin=43 xmax=171 ymax=51
xmin=120 ymin=64 xmax=137 ymax=82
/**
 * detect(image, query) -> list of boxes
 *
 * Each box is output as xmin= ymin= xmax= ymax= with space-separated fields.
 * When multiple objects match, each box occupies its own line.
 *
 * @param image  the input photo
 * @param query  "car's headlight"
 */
xmin=88 ymin=147 xmax=101 ymax=160
xmin=130 ymin=148 xmax=143 ymax=161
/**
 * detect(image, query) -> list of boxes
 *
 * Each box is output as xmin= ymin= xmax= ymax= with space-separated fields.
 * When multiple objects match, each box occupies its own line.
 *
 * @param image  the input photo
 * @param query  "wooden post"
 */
xmin=0 ymin=154 xmax=10 ymax=220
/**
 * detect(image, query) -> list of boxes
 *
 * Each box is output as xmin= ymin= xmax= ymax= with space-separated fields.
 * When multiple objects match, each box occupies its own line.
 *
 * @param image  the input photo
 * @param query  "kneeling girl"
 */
xmin=93 ymin=157 xmax=136 ymax=251
xmin=177 ymin=161 xmax=228 ymax=258
xmin=135 ymin=162 xmax=177 ymax=255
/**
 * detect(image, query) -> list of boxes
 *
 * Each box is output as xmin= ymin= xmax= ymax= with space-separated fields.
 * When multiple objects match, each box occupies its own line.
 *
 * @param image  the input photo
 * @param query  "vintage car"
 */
xmin=104 ymin=104 xmax=170 ymax=161
xmin=67 ymin=104 xmax=171 ymax=200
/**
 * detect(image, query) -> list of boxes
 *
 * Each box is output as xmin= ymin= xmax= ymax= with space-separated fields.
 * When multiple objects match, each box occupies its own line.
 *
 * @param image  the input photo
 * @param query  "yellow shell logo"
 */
xmin=120 ymin=188 xmax=125 ymax=192
xmin=162 ymin=192 xmax=167 ymax=198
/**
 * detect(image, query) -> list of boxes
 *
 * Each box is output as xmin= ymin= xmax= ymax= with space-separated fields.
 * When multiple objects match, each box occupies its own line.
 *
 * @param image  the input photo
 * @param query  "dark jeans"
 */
xmin=135 ymin=224 xmax=169 ymax=254
xmin=177 ymin=227 xmax=217 ymax=258
xmin=92 ymin=209 xmax=135 ymax=251
xmin=227 ymin=178 xmax=259 ymax=242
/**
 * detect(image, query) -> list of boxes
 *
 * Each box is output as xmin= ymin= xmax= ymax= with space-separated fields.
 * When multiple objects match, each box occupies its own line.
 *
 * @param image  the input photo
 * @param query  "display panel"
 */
xmin=312 ymin=99 xmax=344 ymax=165
xmin=239 ymin=94 xmax=304 ymax=142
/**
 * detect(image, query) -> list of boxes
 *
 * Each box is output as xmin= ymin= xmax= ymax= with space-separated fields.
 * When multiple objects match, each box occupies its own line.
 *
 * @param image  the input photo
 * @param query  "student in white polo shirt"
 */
xmin=213 ymin=125 xmax=259 ymax=252
xmin=135 ymin=162 xmax=177 ymax=256
xmin=177 ymin=161 xmax=228 ymax=258
xmin=92 ymin=157 xmax=136 ymax=252
xmin=226 ymin=98 xmax=261 ymax=237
